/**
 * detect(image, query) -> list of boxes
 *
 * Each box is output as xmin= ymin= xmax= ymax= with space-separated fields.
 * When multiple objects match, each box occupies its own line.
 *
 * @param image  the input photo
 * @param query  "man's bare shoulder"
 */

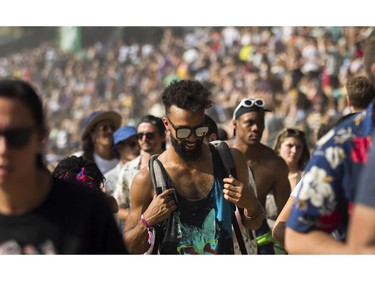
xmin=225 ymin=139 xmax=235 ymax=147
xmin=131 ymin=165 xmax=154 ymax=198
xmin=259 ymin=144 xmax=288 ymax=167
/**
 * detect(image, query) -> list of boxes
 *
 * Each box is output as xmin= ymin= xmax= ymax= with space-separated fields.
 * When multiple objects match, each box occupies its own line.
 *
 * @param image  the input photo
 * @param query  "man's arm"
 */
xmin=285 ymin=228 xmax=347 ymax=254
xmin=347 ymin=204 xmax=375 ymax=254
xmin=223 ymin=148 xmax=264 ymax=230
xmin=284 ymin=147 xmax=346 ymax=254
xmin=347 ymin=143 xmax=375 ymax=253
xmin=123 ymin=167 xmax=177 ymax=254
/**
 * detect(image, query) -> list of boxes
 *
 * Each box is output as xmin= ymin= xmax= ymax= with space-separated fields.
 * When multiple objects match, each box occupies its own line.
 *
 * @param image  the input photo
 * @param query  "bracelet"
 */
xmin=244 ymin=204 xmax=262 ymax=220
xmin=141 ymin=214 xmax=153 ymax=244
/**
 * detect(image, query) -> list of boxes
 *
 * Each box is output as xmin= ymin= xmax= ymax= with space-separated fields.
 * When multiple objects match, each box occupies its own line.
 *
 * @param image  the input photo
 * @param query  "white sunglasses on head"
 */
xmin=233 ymin=98 xmax=266 ymax=119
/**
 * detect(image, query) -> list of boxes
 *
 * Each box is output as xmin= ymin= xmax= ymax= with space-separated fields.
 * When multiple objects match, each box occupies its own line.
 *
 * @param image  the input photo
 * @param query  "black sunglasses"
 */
xmin=167 ymin=118 xmax=209 ymax=140
xmin=0 ymin=126 xmax=40 ymax=148
xmin=137 ymin=132 xmax=156 ymax=140
xmin=96 ymin=124 xmax=116 ymax=132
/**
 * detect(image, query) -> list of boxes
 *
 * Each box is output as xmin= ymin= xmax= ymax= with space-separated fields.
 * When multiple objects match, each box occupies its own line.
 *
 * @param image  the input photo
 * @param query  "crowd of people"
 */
xmin=0 ymin=26 xmax=375 ymax=254
xmin=0 ymin=27 xmax=371 ymax=164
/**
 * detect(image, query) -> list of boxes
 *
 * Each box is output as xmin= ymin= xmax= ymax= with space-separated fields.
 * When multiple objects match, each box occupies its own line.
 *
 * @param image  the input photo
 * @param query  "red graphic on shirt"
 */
xmin=319 ymin=209 xmax=340 ymax=233
xmin=351 ymin=137 xmax=371 ymax=164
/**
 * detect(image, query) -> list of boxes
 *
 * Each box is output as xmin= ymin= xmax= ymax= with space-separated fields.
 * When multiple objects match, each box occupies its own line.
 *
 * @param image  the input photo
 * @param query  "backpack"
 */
xmin=148 ymin=141 xmax=254 ymax=254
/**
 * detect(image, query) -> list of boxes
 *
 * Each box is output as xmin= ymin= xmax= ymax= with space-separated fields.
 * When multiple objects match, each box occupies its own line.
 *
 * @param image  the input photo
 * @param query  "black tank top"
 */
xmin=154 ymin=145 xmax=234 ymax=254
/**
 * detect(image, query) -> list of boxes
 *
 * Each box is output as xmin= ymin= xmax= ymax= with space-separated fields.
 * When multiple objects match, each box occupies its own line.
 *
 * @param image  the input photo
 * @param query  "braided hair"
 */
xmin=52 ymin=156 xmax=105 ymax=191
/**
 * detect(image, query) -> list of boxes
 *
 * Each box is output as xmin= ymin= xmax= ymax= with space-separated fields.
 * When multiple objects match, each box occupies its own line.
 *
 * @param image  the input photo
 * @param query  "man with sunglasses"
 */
xmin=229 ymin=98 xmax=291 ymax=254
xmin=124 ymin=80 xmax=263 ymax=254
xmin=113 ymin=115 xmax=166 ymax=232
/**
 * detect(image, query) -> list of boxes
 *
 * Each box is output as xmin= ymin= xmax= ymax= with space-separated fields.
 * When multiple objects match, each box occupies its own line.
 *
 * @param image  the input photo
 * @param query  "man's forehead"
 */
xmin=137 ymin=122 xmax=156 ymax=132
xmin=169 ymin=105 xmax=205 ymax=118
xmin=238 ymin=111 xmax=265 ymax=121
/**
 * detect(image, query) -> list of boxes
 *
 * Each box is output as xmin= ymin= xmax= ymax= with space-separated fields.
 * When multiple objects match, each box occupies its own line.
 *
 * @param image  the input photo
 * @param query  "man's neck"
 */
xmin=166 ymin=143 xmax=210 ymax=169
xmin=233 ymin=140 xmax=262 ymax=159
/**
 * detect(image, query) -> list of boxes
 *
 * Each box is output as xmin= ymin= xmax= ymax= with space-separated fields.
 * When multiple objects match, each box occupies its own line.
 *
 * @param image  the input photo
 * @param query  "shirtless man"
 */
xmin=227 ymin=98 xmax=290 ymax=254
xmin=123 ymin=80 xmax=263 ymax=254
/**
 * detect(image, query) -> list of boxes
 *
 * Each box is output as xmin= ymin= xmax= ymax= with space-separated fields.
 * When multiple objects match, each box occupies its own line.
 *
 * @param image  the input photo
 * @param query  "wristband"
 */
xmin=141 ymin=214 xmax=153 ymax=244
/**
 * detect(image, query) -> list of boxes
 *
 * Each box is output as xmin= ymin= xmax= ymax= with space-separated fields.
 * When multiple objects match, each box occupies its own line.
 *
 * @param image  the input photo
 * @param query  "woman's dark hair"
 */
xmin=82 ymin=136 xmax=95 ymax=161
xmin=162 ymin=80 xmax=212 ymax=115
xmin=52 ymin=156 xmax=105 ymax=191
xmin=273 ymin=128 xmax=310 ymax=170
xmin=0 ymin=79 xmax=48 ymax=170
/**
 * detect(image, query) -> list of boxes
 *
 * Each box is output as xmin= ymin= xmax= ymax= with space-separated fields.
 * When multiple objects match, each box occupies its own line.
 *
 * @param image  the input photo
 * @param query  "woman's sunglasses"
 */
xmin=0 ymin=126 xmax=40 ymax=149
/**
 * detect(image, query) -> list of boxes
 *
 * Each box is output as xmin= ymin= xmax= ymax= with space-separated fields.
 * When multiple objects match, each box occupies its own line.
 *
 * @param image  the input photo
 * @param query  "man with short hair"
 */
xmin=113 ymin=115 xmax=166 ymax=231
xmin=124 ymin=80 xmax=263 ymax=254
xmin=346 ymin=75 xmax=375 ymax=112
xmin=343 ymin=31 xmax=375 ymax=253
xmin=228 ymin=98 xmax=290 ymax=254
xmin=285 ymin=32 xmax=375 ymax=254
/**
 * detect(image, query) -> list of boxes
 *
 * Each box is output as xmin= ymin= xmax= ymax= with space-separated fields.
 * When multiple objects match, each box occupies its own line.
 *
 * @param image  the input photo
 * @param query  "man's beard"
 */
xmin=170 ymin=135 xmax=203 ymax=162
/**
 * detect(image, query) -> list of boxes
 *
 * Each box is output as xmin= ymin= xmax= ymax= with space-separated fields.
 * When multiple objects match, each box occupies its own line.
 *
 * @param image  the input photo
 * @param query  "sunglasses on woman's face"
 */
xmin=0 ymin=126 xmax=40 ymax=149
xmin=96 ymin=124 xmax=116 ymax=133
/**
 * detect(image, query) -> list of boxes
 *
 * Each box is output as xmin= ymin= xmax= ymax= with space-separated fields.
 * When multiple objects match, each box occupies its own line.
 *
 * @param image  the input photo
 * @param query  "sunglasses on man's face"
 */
xmin=137 ymin=132 xmax=156 ymax=141
xmin=0 ymin=126 xmax=40 ymax=149
xmin=167 ymin=118 xmax=209 ymax=140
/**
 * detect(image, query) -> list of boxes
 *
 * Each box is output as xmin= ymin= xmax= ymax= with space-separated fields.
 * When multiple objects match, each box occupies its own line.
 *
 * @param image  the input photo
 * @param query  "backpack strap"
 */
xmin=211 ymin=141 xmax=248 ymax=255
xmin=148 ymin=154 xmax=173 ymax=254
xmin=216 ymin=141 xmax=238 ymax=178
xmin=149 ymin=154 xmax=168 ymax=195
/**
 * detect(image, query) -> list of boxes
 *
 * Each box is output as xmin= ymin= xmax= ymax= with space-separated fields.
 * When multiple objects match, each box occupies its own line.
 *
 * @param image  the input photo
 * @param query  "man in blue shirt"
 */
xmin=346 ymin=31 xmax=375 ymax=254
xmin=285 ymin=31 xmax=375 ymax=254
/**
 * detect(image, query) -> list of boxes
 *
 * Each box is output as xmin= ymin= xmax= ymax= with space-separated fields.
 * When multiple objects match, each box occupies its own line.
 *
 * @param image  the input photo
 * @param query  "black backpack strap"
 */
xmin=149 ymin=154 xmax=168 ymax=195
xmin=148 ymin=154 xmax=168 ymax=254
xmin=212 ymin=141 xmax=248 ymax=255
xmin=216 ymin=141 xmax=237 ymax=178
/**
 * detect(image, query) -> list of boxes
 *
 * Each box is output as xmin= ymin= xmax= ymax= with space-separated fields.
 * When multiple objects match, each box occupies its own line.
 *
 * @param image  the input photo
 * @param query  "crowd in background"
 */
xmin=0 ymin=26 xmax=372 ymax=167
